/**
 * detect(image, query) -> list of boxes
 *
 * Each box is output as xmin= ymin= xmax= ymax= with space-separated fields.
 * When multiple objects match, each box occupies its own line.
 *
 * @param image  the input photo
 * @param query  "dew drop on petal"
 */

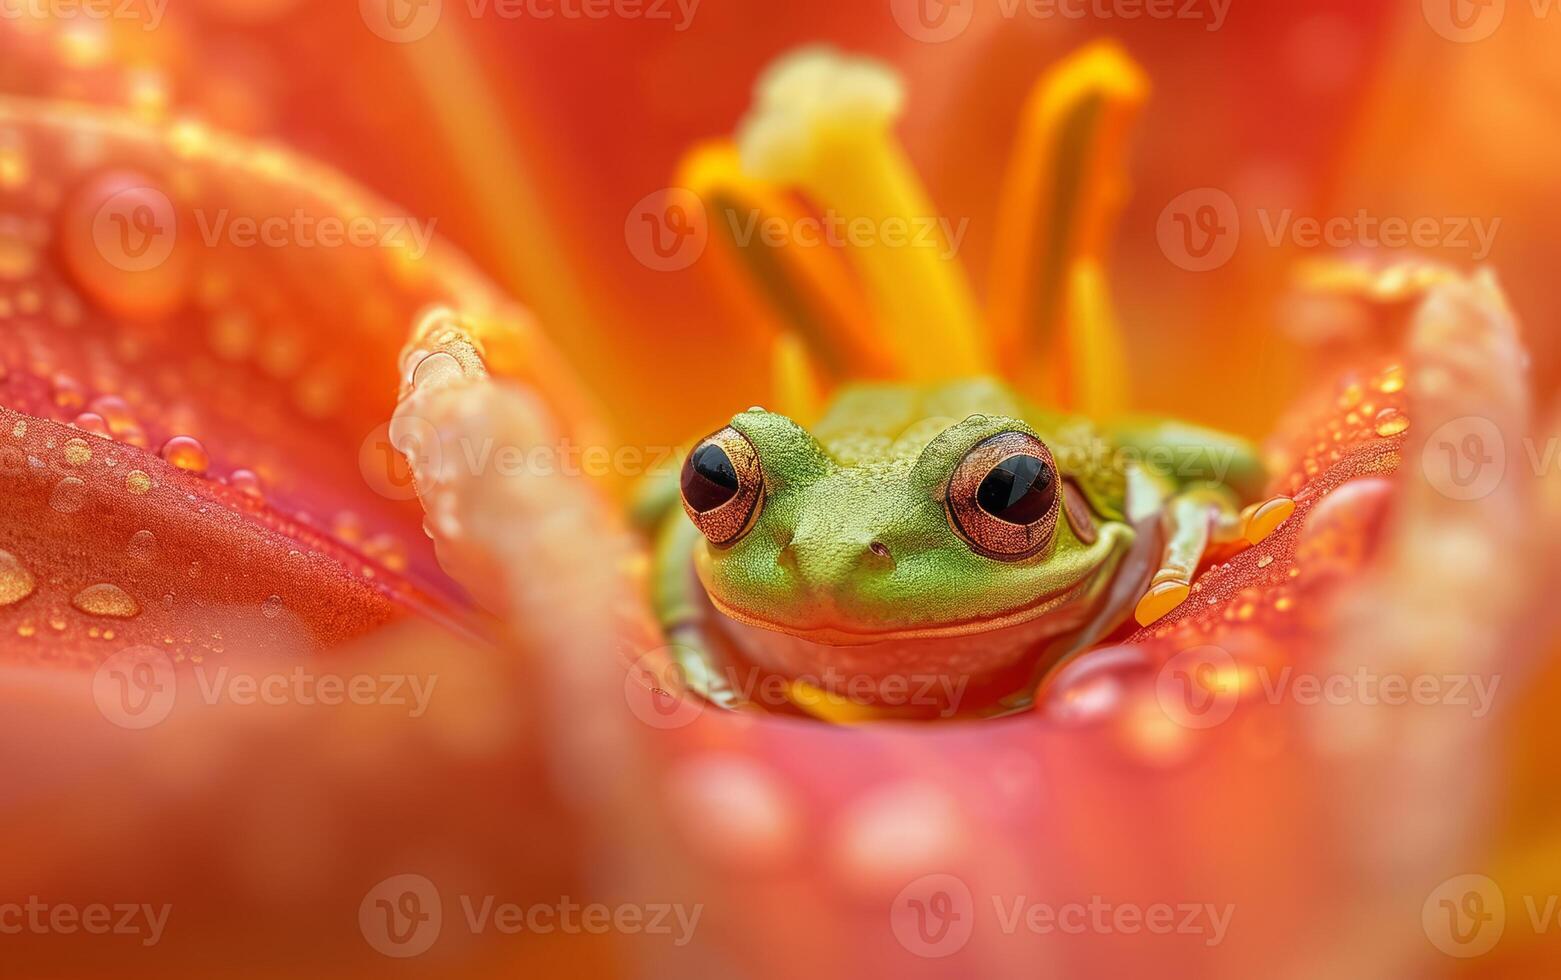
xmin=261 ymin=594 xmax=283 ymax=619
xmin=1374 ymin=407 xmax=1409 ymax=437
xmin=63 ymin=437 xmax=92 ymax=466
xmin=160 ymin=435 xmax=209 ymax=474
xmin=71 ymin=582 xmax=140 ymax=618
xmin=50 ymin=476 xmax=87 ymax=513
xmin=0 ymin=549 xmax=37 ymax=606
xmin=71 ymin=413 xmax=111 ymax=436
xmin=125 ymin=469 xmax=153 ymax=494
xmin=127 ymin=529 xmax=158 ymax=561
xmin=228 ymin=468 xmax=264 ymax=500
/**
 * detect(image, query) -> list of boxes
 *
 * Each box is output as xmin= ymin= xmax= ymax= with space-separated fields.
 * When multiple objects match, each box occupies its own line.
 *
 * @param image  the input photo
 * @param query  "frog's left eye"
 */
xmin=681 ymin=426 xmax=764 ymax=545
xmin=946 ymin=431 xmax=1060 ymax=560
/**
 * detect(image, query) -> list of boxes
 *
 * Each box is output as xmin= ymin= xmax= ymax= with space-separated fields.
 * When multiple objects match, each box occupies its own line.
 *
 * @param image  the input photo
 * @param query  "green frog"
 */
xmin=640 ymin=378 xmax=1288 ymax=721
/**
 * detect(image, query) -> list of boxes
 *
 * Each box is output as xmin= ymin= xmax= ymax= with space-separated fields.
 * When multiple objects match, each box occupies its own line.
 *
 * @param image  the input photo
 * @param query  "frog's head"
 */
xmin=678 ymin=408 xmax=1135 ymax=694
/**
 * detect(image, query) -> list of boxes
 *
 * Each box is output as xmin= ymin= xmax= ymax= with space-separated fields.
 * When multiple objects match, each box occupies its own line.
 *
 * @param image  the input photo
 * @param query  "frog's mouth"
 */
xmin=691 ymin=520 xmax=1159 ymax=699
xmin=699 ymin=521 xmax=1140 ymax=647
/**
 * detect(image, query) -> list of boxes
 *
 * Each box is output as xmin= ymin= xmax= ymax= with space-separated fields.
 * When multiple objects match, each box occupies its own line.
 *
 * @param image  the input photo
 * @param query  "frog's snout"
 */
xmin=777 ymin=526 xmax=896 ymax=597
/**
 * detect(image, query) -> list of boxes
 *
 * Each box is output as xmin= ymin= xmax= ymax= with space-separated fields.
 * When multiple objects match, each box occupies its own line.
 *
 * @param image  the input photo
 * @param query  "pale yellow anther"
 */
xmin=736 ymin=47 xmax=988 ymax=378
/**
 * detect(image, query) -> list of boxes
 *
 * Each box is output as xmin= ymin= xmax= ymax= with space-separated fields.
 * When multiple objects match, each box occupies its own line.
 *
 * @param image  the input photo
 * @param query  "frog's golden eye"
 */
xmin=946 ymin=431 xmax=1060 ymax=560
xmin=681 ymin=426 xmax=764 ymax=545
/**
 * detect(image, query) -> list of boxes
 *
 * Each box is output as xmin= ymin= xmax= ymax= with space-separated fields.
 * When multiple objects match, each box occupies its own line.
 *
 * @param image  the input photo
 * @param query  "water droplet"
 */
xmin=51 ymin=373 xmax=84 ymax=410
xmin=0 ymin=550 xmax=37 ymax=606
xmin=63 ymin=437 xmax=92 ymax=466
xmin=125 ymin=469 xmax=152 ymax=494
xmin=262 ymin=594 xmax=283 ymax=619
xmin=1257 ymin=555 xmax=1274 ymax=568
xmin=71 ymin=412 xmax=111 ymax=436
xmin=10 ymin=419 xmax=25 ymax=439
xmin=228 ymin=468 xmax=264 ymax=500
xmin=70 ymin=583 xmax=140 ymax=618
xmin=160 ymin=435 xmax=208 ymax=474
xmin=50 ymin=476 xmax=87 ymax=513
xmin=16 ymin=622 xmax=35 ymax=638
xmin=127 ymin=529 xmax=158 ymax=561
xmin=1374 ymin=407 xmax=1409 ymax=437
xmin=1376 ymin=365 xmax=1405 ymax=394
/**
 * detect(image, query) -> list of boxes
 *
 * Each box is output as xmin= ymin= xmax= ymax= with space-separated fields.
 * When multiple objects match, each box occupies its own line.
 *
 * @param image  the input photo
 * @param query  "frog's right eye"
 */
xmin=680 ymin=426 xmax=764 ymax=545
xmin=946 ymin=431 xmax=1060 ymax=560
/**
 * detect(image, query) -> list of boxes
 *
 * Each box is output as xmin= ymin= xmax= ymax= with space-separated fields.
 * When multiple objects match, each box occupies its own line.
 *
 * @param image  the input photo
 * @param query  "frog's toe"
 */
xmin=1242 ymin=495 xmax=1297 ymax=546
xmin=1135 ymin=580 xmax=1191 ymax=626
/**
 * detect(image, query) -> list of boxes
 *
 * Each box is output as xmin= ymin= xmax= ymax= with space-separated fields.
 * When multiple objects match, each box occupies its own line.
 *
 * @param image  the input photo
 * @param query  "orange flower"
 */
xmin=2 ymin=4 xmax=1560 ymax=978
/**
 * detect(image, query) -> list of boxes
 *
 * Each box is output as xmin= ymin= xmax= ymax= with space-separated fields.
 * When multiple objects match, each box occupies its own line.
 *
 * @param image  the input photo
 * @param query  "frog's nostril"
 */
xmin=868 ymin=540 xmax=892 ymax=560
xmin=775 ymin=530 xmax=797 ymax=568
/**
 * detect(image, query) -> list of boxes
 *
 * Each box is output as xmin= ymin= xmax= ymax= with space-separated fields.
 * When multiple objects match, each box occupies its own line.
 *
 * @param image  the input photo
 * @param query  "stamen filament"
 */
xmin=988 ymin=40 xmax=1147 ymax=404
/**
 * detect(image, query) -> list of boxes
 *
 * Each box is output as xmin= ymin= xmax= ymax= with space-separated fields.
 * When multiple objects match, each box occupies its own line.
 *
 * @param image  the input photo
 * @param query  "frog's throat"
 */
xmin=699 ymin=522 xmax=1134 ymax=647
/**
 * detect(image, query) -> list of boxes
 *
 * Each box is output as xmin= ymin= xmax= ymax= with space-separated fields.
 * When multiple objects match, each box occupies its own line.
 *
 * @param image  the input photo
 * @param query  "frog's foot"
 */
xmin=1134 ymin=484 xmax=1243 ymax=626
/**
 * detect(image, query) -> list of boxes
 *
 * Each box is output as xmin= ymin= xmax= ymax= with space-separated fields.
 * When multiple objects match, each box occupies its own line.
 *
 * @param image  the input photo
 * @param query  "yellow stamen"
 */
xmin=770 ymin=333 xmax=826 ymax=426
xmin=1059 ymin=259 xmax=1128 ymax=418
xmin=988 ymin=41 xmax=1147 ymax=404
xmin=676 ymin=141 xmax=886 ymax=378
xmin=736 ymin=47 xmax=988 ymax=378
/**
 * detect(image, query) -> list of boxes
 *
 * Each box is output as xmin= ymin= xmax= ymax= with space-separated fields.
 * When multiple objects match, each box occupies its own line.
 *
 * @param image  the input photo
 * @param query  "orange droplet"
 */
xmin=1374 ymin=408 xmax=1409 ymax=437
xmin=160 ymin=435 xmax=209 ymax=474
